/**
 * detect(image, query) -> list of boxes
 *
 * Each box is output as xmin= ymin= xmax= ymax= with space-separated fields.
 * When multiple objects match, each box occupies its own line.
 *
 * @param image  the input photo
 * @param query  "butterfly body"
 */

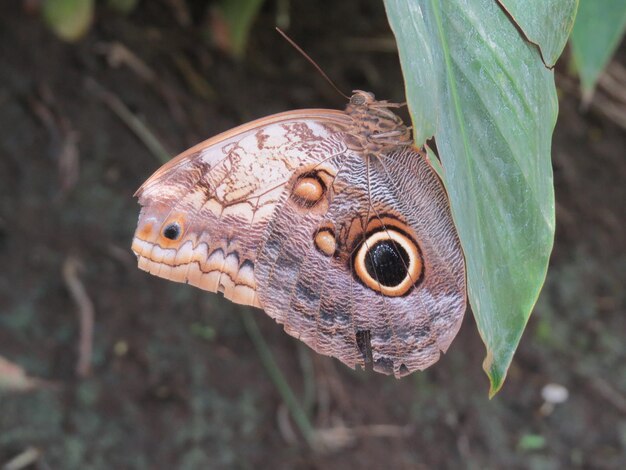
xmin=133 ymin=91 xmax=466 ymax=377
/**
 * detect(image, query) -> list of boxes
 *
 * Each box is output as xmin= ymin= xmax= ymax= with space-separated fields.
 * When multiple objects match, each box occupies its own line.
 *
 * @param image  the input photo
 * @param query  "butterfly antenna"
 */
xmin=275 ymin=27 xmax=350 ymax=100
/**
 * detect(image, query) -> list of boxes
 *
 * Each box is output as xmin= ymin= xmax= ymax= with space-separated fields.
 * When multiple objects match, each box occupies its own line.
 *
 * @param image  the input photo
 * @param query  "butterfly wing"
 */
xmin=255 ymin=145 xmax=466 ymax=377
xmin=133 ymin=110 xmax=466 ymax=377
xmin=132 ymin=110 xmax=352 ymax=307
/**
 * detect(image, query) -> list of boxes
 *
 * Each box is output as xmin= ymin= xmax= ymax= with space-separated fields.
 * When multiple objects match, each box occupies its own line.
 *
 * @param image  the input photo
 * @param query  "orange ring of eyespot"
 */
xmin=314 ymin=229 xmax=337 ymax=257
xmin=292 ymin=175 xmax=324 ymax=205
xmin=353 ymin=229 xmax=423 ymax=297
xmin=158 ymin=216 xmax=186 ymax=247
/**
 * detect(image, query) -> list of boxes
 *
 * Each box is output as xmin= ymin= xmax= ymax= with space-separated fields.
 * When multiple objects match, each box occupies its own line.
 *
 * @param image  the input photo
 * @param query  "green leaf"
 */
xmin=385 ymin=0 xmax=560 ymax=395
xmin=425 ymin=144 xmax=444 ymax=180
xmin=42 ymin=0 xmax=94 ymax=42
xmin=107 ymin=0 xmax=140 ymax=15
xmin=214 ymin=0 xmax=266 ymax=59
xmin=496 ymin=0 xmax=578 ymax=67
xmin=570 ymin=0 xmax=626 ymax=98
xmin=517 ymin=433 xmax=547 ymax=451
xmin=384 ymin=2 xmax=438 ymax=145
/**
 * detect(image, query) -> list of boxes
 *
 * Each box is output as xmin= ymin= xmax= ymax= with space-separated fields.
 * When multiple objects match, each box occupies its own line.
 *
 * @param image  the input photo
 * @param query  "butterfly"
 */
xmin=132 ymin=90 xmax=466 ymax=377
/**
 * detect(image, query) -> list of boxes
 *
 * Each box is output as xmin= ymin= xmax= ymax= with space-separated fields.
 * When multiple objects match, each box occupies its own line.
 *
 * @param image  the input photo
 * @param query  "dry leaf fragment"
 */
xmin=0 ymin=356 xmax=47 ymax=393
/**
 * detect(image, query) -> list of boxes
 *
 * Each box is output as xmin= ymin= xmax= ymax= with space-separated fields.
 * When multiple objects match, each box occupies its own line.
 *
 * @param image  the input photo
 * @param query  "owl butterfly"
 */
xmin=133 ymin=90 xmax=466 ymax=377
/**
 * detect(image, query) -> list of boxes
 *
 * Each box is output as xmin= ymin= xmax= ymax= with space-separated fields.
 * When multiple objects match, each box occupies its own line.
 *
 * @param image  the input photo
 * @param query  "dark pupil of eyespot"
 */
xmin=364 ymin=240 xmax=410 ymax=287
xmin=163 ymin=223 xmax=180 ymax=240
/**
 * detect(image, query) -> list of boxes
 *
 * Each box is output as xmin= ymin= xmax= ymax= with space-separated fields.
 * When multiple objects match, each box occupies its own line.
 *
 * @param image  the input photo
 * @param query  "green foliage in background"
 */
xmin=214 ymin=0 xmax=266 ymax=59
xmin=570 ymin=0 xmax=626 ymax=99
xmin=39 ymin=0 xmax=626 ymax=102
xmin=43 ymin=0 xmax=94 ymax=42
xmin=107 ymin=0 xmax=140 ymax=15
xmin=42 ymin=0 xmax=140 ymax=42
xmin=36 ymin=0 xmax=626 ymax=396
xmin=496 ymin=0 xmax=578 ymax=67
xmin=384 ymin=0 xmax=576 ymax=396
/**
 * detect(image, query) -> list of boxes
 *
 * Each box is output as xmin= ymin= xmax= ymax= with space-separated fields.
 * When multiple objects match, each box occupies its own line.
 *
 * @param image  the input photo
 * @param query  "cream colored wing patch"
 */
xmin=132 ymin=112 xmax=350 ymax=307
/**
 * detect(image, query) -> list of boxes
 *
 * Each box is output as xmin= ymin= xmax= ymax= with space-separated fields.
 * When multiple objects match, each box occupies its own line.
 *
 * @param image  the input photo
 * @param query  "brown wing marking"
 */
xmin=255 ymin=145 xmax=466 ymax=377
xmin=132 ymin=112 xmax=352 ymax=308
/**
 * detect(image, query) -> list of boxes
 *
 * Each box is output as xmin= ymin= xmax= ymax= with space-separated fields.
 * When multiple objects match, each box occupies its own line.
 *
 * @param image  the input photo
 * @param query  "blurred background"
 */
xmin=1 ymin=1 xmax=624 ymax=468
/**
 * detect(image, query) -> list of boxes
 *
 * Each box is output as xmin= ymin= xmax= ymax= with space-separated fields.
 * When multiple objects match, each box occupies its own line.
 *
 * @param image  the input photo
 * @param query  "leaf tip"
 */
xmin=483 ymin=350 xmax=506 ymax=398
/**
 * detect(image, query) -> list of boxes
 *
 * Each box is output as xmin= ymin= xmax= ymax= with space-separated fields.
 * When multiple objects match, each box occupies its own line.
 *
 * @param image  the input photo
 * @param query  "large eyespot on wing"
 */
xmin=256 ymin=146 xmax=466 ymax=377
xmin=132 ymin=110 xmax=352 ymax=308
xmin=352 ymin=225 xmax=424 ymax=297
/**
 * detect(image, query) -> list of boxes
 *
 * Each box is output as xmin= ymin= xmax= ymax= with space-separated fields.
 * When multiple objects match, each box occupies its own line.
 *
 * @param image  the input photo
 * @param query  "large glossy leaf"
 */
xmin=385 ymin=0 xmax=569 ymax=395
xmin=497 ymin=0 xmax=578 ymax=67
xmin=570 ymin=0 xmax=626 ymax=98
xmin=386 ymin=2 xmax=438 ymax=144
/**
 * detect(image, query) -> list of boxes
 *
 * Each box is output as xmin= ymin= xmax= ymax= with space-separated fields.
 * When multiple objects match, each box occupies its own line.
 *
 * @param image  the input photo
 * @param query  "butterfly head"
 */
xmin=345 ymin=90 xmax=412 ymax=157
xmin=349 ymin=90 xmax=376 ymax=106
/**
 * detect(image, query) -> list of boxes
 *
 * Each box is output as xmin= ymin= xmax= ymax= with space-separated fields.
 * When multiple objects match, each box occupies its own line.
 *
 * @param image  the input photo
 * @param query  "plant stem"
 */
xmin=241 ymin=312 xmax=317 ymax=449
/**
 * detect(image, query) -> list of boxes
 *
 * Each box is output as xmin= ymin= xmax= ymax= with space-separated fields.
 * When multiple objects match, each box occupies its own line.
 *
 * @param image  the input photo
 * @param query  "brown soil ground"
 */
xmin=1 ymin=1 xmax=624 ymax=469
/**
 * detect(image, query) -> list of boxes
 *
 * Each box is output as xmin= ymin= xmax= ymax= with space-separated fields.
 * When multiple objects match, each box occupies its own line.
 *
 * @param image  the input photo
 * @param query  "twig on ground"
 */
xmin=316 ymin=355 xmax=352 ymax=413
xmin=56 ymin=121 xmax=80 ymax=195
xmin=0 ymin=356 xmax=57 ymax=393
xmin=598 ymin=62 xmax=626 ymax=103
xmin=277 ymin=403 xmax=299 ymax=446
xmin=558 ymin=62 xmax=626 ymax=131
xmin=297 ymin=343 xmax=316 ymax=416
xmin=107 ymin=244 xmax=137 ymax=269
xmin=165 ymin=0 xmax=192 ymax=27
xmin=240 ymin=312 xmax=318 ymax=450
xmin=27 ymin=91 xmax=61 ymax=149
xmin=62 ymin=256 xmax=95 ymax=378
xmin=575 ymin=368 xmax=626 ymax=415
xmin=95 ymin=41 xmax=156 ymax=82
xmin=85 ymin=77 xmax=171 ymax=164
xmin=2 ymin=447 xmax=42 ymax=470
xmin=315 ymin=370 xmax=332 ymax=428
xmin=312 ymin=423 xmax=413 ymax=452
xmin=27 ymin=84 xmax=81 ymax=195
xmin=94 ymin=42 xmax=189 ymax=134
xmin=171 ymin=55 xmax=216 ymax=101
